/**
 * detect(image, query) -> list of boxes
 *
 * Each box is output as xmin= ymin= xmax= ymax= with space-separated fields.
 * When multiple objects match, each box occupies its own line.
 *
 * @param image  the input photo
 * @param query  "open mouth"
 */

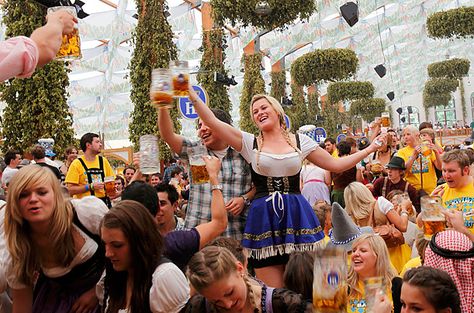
xmin=201 ymin=133 xmax=211 ymax=140
xmin=258 ymin=116 xmax=268 ymax=122
xmin=29 ymin=207 xmax=41 ymax=213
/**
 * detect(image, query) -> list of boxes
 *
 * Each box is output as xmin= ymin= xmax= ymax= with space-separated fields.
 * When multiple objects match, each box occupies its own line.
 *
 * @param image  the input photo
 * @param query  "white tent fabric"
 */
xmin=1 ymin=0 xmax=474 ymax=147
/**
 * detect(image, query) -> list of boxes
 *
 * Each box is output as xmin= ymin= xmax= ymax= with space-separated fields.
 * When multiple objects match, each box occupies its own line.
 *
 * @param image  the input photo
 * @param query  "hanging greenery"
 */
xmin=128 ymin=0 xmax=180 ymax=160
xmin=327 ymin=81 xmax=375 ymax=104
xmin=291 ymin=49 xmax=358 ymax=86
xmin=0 ymin=0 xmax=75 ymax=156
xmin=211 ymin=0 xmax=316 ymax=30
xmin=427 ymin=7 xmax=474 ymax=39
xmin=427 ymin=58 xmax=470 ymax=79
xmin=424 ymin=78 xmax=458 ymax=94
xmin=270 ymin=71 xmax=286 ymax=102
xmin=350 ymin=98 xmax=386 ymax=122
xmin=239 ymin=54 xmax=265 ymax=134
xmin=459 ymin=78 xmax=467 ymax=119
xmin=196 ymin=28 xmax=231 ymax=114
xmin=320 ymin=102 xmax=348 ymax=139
xmin=287 ymin=82 xmax=310 ymax=131
xmin=423 ymin=89 xmax=452 ymax=108
xmin=307 ymin=87 xmax=320 ymax=121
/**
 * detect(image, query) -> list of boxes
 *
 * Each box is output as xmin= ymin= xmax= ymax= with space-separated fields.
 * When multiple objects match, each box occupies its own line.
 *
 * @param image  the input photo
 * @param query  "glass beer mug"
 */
xmin=139 ymin=135 xmax=160 ymax=175
xmin=150 ymin=69 xmax=174 ymax=109
xmin=381 ymin=112 xmax=391 ymax=127
xmin=104 ymin=176 xmax=115 ymax=196
xmin=47 ymin=6 xmax=82 ymax=60
xmin=170 ymin=60 xmax=190 ymax=97
xmin=187 ymin=144 xmax=209 ymax=184
xmin=313 ymin=247 xmax=347 ymax=313
xmin=420 ymin=196 xmax=446 ymax=239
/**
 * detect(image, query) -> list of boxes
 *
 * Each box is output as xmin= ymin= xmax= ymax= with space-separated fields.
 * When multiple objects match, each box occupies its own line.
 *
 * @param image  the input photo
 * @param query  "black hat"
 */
xmin=386 ymin=156 xmax=406 ymax=170
xmin=357 ymin=137 xmax=370 ymax=150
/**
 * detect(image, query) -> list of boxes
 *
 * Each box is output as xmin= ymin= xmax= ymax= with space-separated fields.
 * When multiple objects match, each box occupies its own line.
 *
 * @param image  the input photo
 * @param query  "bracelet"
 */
xmin=85 ymin=184 xmax=89 ymax=191
xmin=400 ymin=211 xmax=409 ymax=217
xmin=211 ymin=184 xmax=223 ymax=191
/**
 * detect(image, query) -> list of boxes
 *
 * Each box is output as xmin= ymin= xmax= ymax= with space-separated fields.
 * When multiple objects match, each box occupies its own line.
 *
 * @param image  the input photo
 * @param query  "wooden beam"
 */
xmin=99 ymin=0 xmax=118 ymax=9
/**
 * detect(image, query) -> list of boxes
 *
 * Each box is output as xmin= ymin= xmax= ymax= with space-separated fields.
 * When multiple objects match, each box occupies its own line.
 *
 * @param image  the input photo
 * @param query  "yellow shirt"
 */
xmin=65 ymin=155 xmax=114 ymax=198
xmin=400 ymin=256 xmax=421 ymax=277
xmin=441 ymin=183 xmax=474 ymax=233
xmin=332 ymin=149 xmax=339 ymax=158
xmin=397 ymin=146 xmax=437 ymax=194
xmin=388 ymin=244 xmax=412 ymax=274
xmin=347 ymin=281 xmax=393 ymax=313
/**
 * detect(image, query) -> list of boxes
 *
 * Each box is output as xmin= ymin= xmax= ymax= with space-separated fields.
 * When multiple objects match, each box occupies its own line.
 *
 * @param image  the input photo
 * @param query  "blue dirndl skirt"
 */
xmin=242 ymin=192 xmax=325 ymax=261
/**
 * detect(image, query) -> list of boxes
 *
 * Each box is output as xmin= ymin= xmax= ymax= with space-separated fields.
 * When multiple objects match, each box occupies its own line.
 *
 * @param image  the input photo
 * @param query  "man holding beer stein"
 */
xmin=435 ymin=150 xmax=474 ymax=234
xmin=159 ymin=107 xmax=254 ymax=240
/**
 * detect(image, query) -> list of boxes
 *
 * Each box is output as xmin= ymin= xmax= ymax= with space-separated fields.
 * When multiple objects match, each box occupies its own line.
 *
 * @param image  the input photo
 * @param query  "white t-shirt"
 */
xmin=98 ymin=262 xmax=190 ymax=313
xmin=1 ymin=167 xmax=18 ymax=186
xmin=377 ymin=196 xmax=394 ymax=215
xmin=239 ymin=131 xmax=318 ymax=177
xmin=5 ymin=196 xmax=108 ymax=289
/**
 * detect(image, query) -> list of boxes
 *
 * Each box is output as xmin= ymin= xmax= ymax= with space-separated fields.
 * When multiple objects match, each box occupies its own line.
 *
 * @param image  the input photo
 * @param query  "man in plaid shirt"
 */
xmin=159 ymin=107 xmax=253 ymax=240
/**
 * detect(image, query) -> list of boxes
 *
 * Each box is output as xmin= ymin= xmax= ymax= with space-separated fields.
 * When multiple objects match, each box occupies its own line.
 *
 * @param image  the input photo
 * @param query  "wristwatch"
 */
xmin=241 ymin=194 xmax=251 ymax=207
xmin=211 ymin=184 xmax=223 ymax=191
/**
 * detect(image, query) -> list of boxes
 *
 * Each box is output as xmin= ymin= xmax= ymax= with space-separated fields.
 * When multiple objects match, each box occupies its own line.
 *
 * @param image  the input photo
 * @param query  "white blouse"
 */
xmin=6 ymin=196 xmax=108 ymax=289
xmin=239 ymin=131 xmax=318 ymax=177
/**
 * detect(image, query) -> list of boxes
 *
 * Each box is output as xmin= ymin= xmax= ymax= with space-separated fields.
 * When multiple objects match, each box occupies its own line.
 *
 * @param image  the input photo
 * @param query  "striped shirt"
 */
xmin=181 ymin=139 xmax=252 ymax=240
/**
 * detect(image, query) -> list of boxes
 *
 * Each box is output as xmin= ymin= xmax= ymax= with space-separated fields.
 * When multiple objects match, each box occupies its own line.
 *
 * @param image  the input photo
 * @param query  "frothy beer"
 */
xmin=172 ymin=73 xmax=190 ymax=97
xmin=151 ymin=91 xmax=174 ymax=106
xmin=105 ymin=180 xmax=115 ymax=195
xmin=190 ymin=163 xmax=209 ymax=184
xmin=422 ymin=217 xmax=446 ymax=238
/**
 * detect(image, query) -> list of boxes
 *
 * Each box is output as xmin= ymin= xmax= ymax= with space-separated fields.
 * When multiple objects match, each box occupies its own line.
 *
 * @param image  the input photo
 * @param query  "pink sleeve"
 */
xmin=0 ymin=36 xmax=39 ymax=81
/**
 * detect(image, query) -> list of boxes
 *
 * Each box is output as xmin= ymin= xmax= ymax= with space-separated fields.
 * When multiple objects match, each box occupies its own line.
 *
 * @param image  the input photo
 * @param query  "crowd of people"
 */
xmin=0 ymin=9 xmax=473 ymax=313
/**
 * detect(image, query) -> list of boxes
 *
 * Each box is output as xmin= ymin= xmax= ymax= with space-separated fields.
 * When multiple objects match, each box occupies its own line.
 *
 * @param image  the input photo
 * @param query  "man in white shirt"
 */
xmin=1 ymin=150 xmax=21 ymax=190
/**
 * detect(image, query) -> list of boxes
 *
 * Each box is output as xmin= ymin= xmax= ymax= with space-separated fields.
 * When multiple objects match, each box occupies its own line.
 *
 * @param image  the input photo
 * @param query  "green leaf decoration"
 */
xmin=291 ymin=49 xmax=359 ymax=86
xmin=0 ymin=0 xmax=75 ymax=156
xmin=270 ymin=71 xmax=286 ymax=102
xmin=427 ymin=58 xmax=470 ymax=79
xmin=196 ymin=28 xmax=231 ymax=114
xmin=424 ymin=78 xmax=458 ymax=94
xmin=239 ymin=54 xmax=265 ymax=134
xmin=427 ymin=7 xmax=474 ymax=39
xmin=128 ymin=0 xmax=180 ymax=161
xmin=423 ymin=89 xmax=452 ymax=108
xmin=350 ymin=98 xmax=386 ymax=122
xmin=327 ymin=81 xmax=374 ymax=104
xmin=211 ymin=0 xmax=316 ymax=30
xmin=287 ymin=82 xmax=310 ymax=131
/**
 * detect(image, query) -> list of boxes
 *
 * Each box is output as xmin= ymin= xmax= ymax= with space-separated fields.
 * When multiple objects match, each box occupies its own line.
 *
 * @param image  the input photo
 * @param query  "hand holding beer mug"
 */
xmin=139 ymin=135 xmax=160 ymax=175
xmin=188 ymin=144 xmax=210 ymax=184
xmin=364 ymin=277 xmax=386 ymax=313
xmin=381 ymin=112 xmax=391 ymax=127
xmin=150 ymin=69 xmax=174 ymax=109
xmin=420 ymin=196 xmax=446 ymax=239
xmin=313 ymin=247 xmax=347 ymax=313
xmin=47 ymin=6 xmax=81 ymax=60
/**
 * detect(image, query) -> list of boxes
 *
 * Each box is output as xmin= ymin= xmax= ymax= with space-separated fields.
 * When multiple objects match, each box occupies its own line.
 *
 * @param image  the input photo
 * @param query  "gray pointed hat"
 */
xmin=327 ymin=202 xmax=373 ymax=252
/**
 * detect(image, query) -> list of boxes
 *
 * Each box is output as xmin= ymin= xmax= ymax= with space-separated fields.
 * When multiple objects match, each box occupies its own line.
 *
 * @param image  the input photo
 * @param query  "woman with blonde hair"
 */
xmin=344 ymin=182 xmax=411 ymax=273
xmin=183 ymin=245 xmax=312 ymax=313
xmin=187 ymin=88 xmax=385 ymax=287
xmin=4 ymin=165 xmax=108 ymax=313
xmin=348 ymin=234 xmax=402 ymax=313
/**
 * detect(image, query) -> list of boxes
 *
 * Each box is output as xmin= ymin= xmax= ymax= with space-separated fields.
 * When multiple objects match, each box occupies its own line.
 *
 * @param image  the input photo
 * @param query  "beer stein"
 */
xmin=170 ymin=60 xmax=190 ymax=97
xmin=139 ymin=135 xmax=160 ymax=175
xmin=313 ymin=247 xmax=347 ymax=313
xmin=150 ymin=69 xmax=174 ymax=109
xmin=47 ymin=6 xmax=82 ymax=60
xmin=104 ymin=176 xmax=115 ymax=196
xmin=420 ymin=196 xmax=446 ymax=239
xmin=187 ymin=143 xmax=209 ymax=184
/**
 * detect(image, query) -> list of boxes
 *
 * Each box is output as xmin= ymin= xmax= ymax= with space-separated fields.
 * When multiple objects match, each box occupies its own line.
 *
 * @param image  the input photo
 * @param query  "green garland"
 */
xmin=427 ymin=58 xmax=470 ymax=79
xmin=0 ymin=0 xmax=75 ymax=156
xmin=211 ymin=0 xmax=316 ymax=30
xmin=196 ymin=28 xmax=231 ymax=114
xmin=350 ymin=98 xmax=386 ymax=122
xmin=270 ymin=71 xmax=286 ymax=102
xmin=424 ymin=78 xmax=459 ymax=94
xmin=307 ymin=88 xmax=320 ymax=120
xmin=427 ymin=7 xmax=474 ymax=39
xmin=291 ymin=49 xmax=358 ymax=86
xmin=327 ymin=81 xmax=374 ymax=104
xmin=423 ymin=89 xmax=452 ymax=108
xmin=239 ymin=54 xmax=265 ymax=134
xmin=320 ymin=102 xmax=348 ymax=139
xmin=128 ymin=0 xmax=180 ymax=160
xmin=287 ymin=82 xmax=309 ymax=131
xmin=459 ymin=78 xmax=467 ymax=119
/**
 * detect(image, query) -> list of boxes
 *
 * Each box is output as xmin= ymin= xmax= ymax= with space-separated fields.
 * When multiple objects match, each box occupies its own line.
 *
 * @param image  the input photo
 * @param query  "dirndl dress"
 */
xmin=240 ymin=133 xmax=325 ymax=267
